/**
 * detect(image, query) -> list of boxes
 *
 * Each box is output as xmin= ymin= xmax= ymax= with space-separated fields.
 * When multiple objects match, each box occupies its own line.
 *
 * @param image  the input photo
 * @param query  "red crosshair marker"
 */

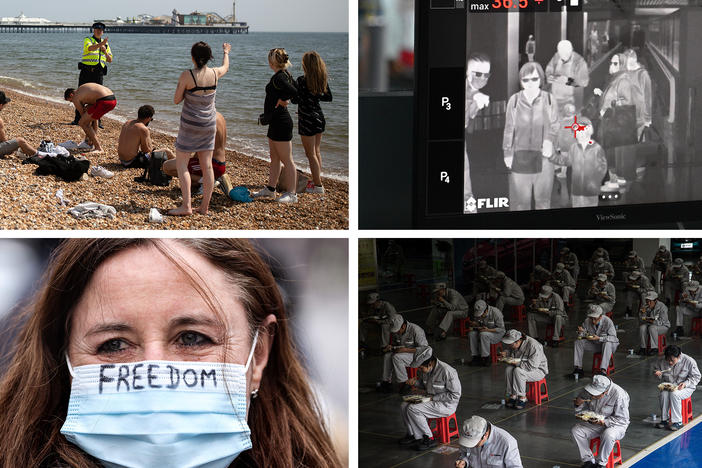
xmin=564 ymin=115 xmax=586 ymax=139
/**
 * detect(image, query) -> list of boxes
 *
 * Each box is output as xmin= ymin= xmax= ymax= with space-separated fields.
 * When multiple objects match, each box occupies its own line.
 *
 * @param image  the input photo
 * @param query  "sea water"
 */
xmin=0 ymin=31 xmax=348 ymax=180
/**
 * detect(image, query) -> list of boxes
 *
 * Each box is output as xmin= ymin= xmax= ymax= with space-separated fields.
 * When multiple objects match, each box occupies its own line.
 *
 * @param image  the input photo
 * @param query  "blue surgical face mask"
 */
xmin=61 ymin=331 xmax=259 ymax=468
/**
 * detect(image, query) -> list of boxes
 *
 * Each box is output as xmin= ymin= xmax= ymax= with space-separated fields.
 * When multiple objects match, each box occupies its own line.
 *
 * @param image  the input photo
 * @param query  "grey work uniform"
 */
xmin=382 ymin=322 xmax=428 ymax=383
xmin=574 ymin=316 xmax=619 ymax=370
xmin=359 ymin=300 xmax=398 ymax=347
xmin=426 ymin=288 xmax=470 ymax=333
xmin=592 ymin=261 xmax=615 ymax=280
xmin=469 ymin=306 xmax=506 ymax=357
xmin=571 ymin=383 xmax=630 ymax=466
xmin=457 ymin=424 xmax=523 ymax=468
xmin=692 ymin=262 xmax=702 ymax=283
xmin=622 ymin=256 xmax=645 ymax=282
xmin=550 ymin=269 xmax=576 ymax=303
xmin=528 ymin=292 xmax=566 ymax=340
xmin=675 ymin=288 xmax=702 ymax=330
xmin=475 ymin=265 xmax=498 ymax=294
xmin=492 ymin=278 xmax=525 ymax=312
xmin=655 ymin=353 xmax=701 ymax=424
xmin=664 ymin=265 xmax=689 ymax=305
xmin=505 ymin=335 xmax=548 ymax=397
xmin=625 ymin=275 xmax=653 ymax=311
xmin=561 ymin=252 xmax=580 ymax=282
xmin=587 ymin=281 xmax=616 ymax=315
xmin=651 ymin=250 xmax=672 ymax=293
xmin=400 ymin=359 xmax=461 ymax=439
xmin=639 ymin=301 xmax=670 ymax=349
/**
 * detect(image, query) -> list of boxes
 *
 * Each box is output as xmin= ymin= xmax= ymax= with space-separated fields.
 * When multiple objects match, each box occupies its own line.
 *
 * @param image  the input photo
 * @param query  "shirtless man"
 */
xmin=117 ymin=105 xmax=174 ymax=168
xmin=164 ymin=112 xmax=227 ymax=186
xmin=63 ymin=83 xmax=117 ymax=152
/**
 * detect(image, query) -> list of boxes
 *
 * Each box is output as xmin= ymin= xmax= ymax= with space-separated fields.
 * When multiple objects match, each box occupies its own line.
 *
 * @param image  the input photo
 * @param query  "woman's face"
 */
xmin=521 ymin=71 xmax=540 ymax=90
xmin=609 ymin=57 xmax=620 ymax=75
xmin=68 ymin=243 xmax=252 ymax=368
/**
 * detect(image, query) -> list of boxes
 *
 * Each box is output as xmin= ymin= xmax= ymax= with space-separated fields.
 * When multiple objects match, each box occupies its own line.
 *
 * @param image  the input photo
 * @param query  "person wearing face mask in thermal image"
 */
xmin=545 ymin=40 xmax=590 ymax=117
xmin=502 ymin=62 xmax=559 ymax=212
xmin=547 ymin=117 xmax=607 ymax=208
xmin=464 ymin=53 xmax=491 ymax=213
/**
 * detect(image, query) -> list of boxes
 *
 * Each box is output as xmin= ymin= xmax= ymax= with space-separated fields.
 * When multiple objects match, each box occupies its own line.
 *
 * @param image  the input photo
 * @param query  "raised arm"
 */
xmin=213 ymin=43 xmax=231 ymax=78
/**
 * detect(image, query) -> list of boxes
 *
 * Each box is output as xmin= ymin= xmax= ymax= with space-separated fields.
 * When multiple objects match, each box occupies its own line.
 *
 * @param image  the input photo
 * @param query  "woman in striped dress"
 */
xmin=169 ymin=41 xmax=230 ymax=216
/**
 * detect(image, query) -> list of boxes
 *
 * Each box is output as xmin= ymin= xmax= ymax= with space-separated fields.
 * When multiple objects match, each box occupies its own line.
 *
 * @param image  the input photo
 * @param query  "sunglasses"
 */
xmin=611 ymin=61 xmax=619 ymax=66
xmin=521 ymin=77 xmax=540 ymax=82
xmin=471 ymin=71 xmax=491 ymax=78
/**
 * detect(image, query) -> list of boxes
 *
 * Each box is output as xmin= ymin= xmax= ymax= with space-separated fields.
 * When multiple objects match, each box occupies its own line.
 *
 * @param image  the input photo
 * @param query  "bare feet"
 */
xmin=195 ymin=206 xmax=209 ymax=215
xmin=167 ymin=205 xmax=192 ymax=216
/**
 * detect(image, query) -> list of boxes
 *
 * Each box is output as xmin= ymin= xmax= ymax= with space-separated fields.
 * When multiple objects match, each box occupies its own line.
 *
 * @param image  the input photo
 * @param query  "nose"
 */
xmin=142 ymin=341 xmax=170 ymax=362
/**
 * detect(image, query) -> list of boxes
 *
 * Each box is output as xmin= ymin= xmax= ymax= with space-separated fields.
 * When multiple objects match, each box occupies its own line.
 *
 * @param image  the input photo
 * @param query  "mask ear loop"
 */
xmin=245 ymin=330 xmax=259 ymax=373
xmin=65 ymin=354 xmax=76 ymax=378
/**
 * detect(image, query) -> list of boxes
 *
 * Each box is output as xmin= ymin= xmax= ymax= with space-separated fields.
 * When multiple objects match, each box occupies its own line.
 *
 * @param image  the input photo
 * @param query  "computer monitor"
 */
xmin=414 ymin=0 xmax=702 ymax=227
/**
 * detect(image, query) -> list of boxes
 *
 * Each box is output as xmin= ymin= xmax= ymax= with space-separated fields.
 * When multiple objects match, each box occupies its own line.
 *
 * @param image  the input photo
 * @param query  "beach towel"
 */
xmin=68 ymin=202 xmax=117 ymax=220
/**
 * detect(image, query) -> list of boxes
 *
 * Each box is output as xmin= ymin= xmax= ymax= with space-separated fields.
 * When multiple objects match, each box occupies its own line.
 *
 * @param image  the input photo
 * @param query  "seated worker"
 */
xmin=359 ymin=292 xmax=398 ymax=350
xmin=622 ymin=250 xmax=645 ymax=282
xmin=549 ymin=262 xmax=576 ymax=304
xmin=398 ymin=346 xmax=461 ymax=451
xmin=426 ymin=282 xmax=469 ymax=340
xmin=488 ymin=271 xmax=525 ymax=312
xmin=0 ymin=91 xmax=49 ymax=158
xmin=588 ymin=247 xmax=610 ymax=277
xmin=637 ymin=291 xmax=670 ymax=356
xmin=474 ymin=259 xmax=498 ymax=295
xmin=591 ymin=257 xmax=615 ymax=282
xmin=523 ymin=265 xmax=552 ymax=300
xmin=164 ymin=112 xmax=227 ymax=186
xmin=63 ymin=83 xmax=117 ymax=153
xmin=651 ymin=245 xmax=672 ymax=292
xmin=570 ymin=304 xmax=619 ymax=378
xmin=559 ymin=247 xmax=580 ymax=283
xmin=378 ymin=315 xmax=428 ymax=393
xmin=500 ymin=329 xmax=548 ymax=409
xmin=663 ymin=258 xmax=689 ymax=306
xmin=587 ymin=274 xmax=616 ymax=317
xmin=117 ymin=105 xmax=175 ymax=168
xmin=571 ymin=375 xmax=630 ymax=468
xmin=546 ymin=117 xmax=607 ymax=208
xmin=468 ymin=300 xmax=506 ymax=366
xmin=624 ymin=270 xmax=653 ymax=317
xmin=653 ymin=345 xmax=701 ymax=431
xmin=527 ymin=285 xmax=566 ymax=347
xmin=692 ymin=255 xmax=702 ymax=283
xmin=455 ymin=416 xmax=522 ymax=468
xmin=674 ymin=280 xmax=702 ymax=337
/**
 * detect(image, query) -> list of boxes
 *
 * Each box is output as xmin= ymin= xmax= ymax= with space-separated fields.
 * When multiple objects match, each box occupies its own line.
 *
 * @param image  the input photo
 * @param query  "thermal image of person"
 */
xmin=464 ymin=53 xmax=491 ymax=213
xmin=545 ymin=40 xmax=589 ymax=117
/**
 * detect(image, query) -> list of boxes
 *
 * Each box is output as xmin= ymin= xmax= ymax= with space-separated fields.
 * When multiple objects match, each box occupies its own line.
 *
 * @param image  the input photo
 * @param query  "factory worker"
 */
xmin=468 ymin=300 xmax=506 ymax=366
xmin=624 ymin=270 xmax=653 ymax=317
xmin=527 ymin=285 xmax=566 ymax=347
xmin=360 ymin=292 xmax=398 ymax=349
xmin=398 ymin=346 xmax=461 ymax=451
xmin=587 ymin=274 xmax=616 ymax=316
xmin=475 ymin=259 xmax=498 ymax=295
xmin=427 ymin=282 xmax=469 ymax=340
xmin=622 ymin=250 xmax=645 ymax=282
xmin=570 ymin=304 xmax=619 ymax=378
xmin=455 ymin=416 xmax=523 ymax=468
xmin=560 ymin=247 xmax=580 ymax=282
xmin=591 ymin=257 xmax=614 ymax=281
xmin=550 ymin=262 xmax=576 ymax=304
xmin=674 ymin=280 xmax=702 ymax=337
xmin=500 ymin=329 xmax=548 ymax=409
xmin=651 ymin=245 xmax=672 ymax=293
xmin=378 ymin=314 xmax=428 ymax=393
xmin=653 ymin=345 xmax=701 ymax=431
xmin=637 ymin=291 xmax=669 ymax=356
xmin=663 ymin=258 xmax=689 ymax=306
xmin=489 ymin=271 xmax=525 ymax=312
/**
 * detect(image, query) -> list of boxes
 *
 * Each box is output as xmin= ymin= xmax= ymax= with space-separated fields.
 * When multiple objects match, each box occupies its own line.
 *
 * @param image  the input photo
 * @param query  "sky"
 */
xmin=2 ymin=0 xmax=348 ymax=33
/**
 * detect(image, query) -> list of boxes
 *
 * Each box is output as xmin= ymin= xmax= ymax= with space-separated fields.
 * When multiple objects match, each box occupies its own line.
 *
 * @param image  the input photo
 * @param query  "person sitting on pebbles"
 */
xmin=0 ymin=90 xmax=48 ymax=159
xmin=64 ymin=83 xmax=117 ymax=153
xmin=117 ymin=105 xmax=174 ymax=168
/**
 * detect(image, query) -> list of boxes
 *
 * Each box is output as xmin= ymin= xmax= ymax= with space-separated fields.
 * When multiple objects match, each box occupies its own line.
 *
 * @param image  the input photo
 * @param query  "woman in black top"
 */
xmin=252 ymin=48 xmax=299 ymax=204
xmin=292 ymin=51 xmax=332 ymax=194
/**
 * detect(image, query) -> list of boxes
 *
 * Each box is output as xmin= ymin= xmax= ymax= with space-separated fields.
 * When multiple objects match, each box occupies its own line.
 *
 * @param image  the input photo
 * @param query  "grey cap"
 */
xmin=673 ymin=258 xmax=684 ymax=267
xmin=459 ymin=416 xmax=488 ymax=448
xmin=502 ymin=329 xmax=522 ymax=345
xmin=556 ymin=262 xmax=565 ymax=271
xmin=561 ymin=247 xmax=570 ymax=254
xmin=629 ymin=270 xmax=641 ymax=280
xmin=595 ymin=257 xmax=604 ymax=264
xmin=659 ymin=245 xmax=667 ymax=251
xmin=587 ymin=304 xmax=603 ymax=318
xmin=688 ymin=281 xmax=700 ymax=291
xmin=585 ymin=375 xmax=612 ymax=396
xmin=433 ymin=282 xmax=447 ymax=292
xmin=539 ymin=285 xmax=553 ymax=298
xmin=410 ymin=346 xmax=433 ymax=368
xmin=629 ymin=250 xmax=637 ymax=257
xmin=535 ymin=265 xmax=545 ymax=271
xmin=473 ymin=300 xmax=487 ymax=317
xmin=389 ymin=314 xmax=405 ymax=333
xmin=495 ymin=271 xmax=506 ymax=280
xmin=645 ymin=291 xmax=658 ymax=301
xmin=367 ymin=292 xmax=379 ymax=304
xmin=597 ymin=273 xmax=607 ymax=282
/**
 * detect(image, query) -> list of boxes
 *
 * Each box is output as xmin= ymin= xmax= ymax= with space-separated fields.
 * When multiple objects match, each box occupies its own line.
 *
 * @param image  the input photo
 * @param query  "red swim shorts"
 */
xmin=188 ymin=156 xmax=226 ymax=179
xmin=86 ymin=97 xmax=117 ymax=120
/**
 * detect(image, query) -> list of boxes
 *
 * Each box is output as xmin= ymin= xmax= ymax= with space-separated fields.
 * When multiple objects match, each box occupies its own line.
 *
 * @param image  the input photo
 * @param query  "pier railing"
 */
xmin=0 ymin=24 xmax=249 ymax=34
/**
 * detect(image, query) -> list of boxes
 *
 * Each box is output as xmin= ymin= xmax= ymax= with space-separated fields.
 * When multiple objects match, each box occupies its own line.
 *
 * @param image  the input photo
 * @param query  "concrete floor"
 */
xmin=358 ymin=276 xmax=702 ymax=468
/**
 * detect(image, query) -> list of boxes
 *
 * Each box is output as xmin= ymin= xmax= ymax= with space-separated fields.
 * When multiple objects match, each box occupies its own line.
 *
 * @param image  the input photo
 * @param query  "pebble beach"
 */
xmin=0 ymin=89 xmax=349 ymax=230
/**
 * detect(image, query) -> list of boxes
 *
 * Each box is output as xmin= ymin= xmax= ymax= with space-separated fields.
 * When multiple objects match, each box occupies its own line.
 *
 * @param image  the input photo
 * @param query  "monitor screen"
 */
xmin=414 ymin=0 xmax=702 ymax=227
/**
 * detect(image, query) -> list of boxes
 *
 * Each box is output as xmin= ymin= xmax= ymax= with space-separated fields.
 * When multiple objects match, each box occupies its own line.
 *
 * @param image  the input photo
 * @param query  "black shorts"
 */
xmin=121 ymin=151 xmax=150 ymax=169
xmin=267 ymin=112 xmax=293 ymax=142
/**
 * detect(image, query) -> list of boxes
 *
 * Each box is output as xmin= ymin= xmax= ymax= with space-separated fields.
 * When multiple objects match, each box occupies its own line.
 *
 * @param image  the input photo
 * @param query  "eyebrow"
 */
xmin=168 ymin=314 xmax=223 ymax=329
xmin=84 ymin=323 xmax=133 ymax=338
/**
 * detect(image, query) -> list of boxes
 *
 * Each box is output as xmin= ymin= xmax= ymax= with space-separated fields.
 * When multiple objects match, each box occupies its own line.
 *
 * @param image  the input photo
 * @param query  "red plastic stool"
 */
xmin=590 ymin=437 xmax=622 ymax=468
xmin=512 ymin=305 xmax=526 ymax=321
xmin=568 ymin=293 xmax=575 ymax=308
xmin=458 ymin=317 xmax=471 ymax=337
xmin=545 ymin=324 xmax=565 ymax=342
xmin=405 ymin=367 xmax=418 ymax=379
xmin=428 ymin=413 xmax=460 ymax=444
xmin=647 ymin=334 xmax=667 ymax=354
xmin=526 ymin=377 xmax=549 ymax=404
xmin=592 ymin=353 xmax=615 ymax=375
xmin=605 ymin=311 xmax=613 ymax=318
xmin=692 ymin=318 xmax=702 ymax=336
xmin=668 ymin=397 xmax=694 ymax=424
xmin=490 ymin=342 xmax=503 ymax=364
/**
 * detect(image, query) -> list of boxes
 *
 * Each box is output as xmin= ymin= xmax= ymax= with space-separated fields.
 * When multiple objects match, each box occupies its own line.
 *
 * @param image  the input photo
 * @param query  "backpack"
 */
xmin=134 ymin=151 xmax=171 ymax=186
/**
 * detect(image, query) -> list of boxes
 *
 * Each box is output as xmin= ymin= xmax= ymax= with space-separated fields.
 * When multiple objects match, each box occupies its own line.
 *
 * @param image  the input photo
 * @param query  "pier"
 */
xmin=0 ymin=23 xmax=249 ymax=34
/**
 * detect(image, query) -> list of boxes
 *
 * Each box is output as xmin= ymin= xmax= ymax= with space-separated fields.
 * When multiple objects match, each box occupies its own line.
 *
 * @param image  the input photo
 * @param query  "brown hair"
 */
xmin=0 ymin=239 xmax=341 ymax=468
xmin=191 ymin=41 xmax=213 ymax=69
xmin=302 ymin=51 xmax=328 ymax=96
xmin=518 ymin=61 xmax=545 ymax=89
xmin=268 ymin=48 xmax=291 ymax=70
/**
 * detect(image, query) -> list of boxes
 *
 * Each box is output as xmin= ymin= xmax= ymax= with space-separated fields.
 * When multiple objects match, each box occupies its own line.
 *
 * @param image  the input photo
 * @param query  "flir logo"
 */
xmin=465 ymin=197 xmax=509 ymax=213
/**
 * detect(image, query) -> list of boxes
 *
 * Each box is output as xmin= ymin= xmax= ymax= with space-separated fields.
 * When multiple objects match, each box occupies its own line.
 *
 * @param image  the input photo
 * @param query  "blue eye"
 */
xmin=98 ymin=339 xmax=127 ymax=354
xmin=178 ymin=331 xmax=212 ymax=347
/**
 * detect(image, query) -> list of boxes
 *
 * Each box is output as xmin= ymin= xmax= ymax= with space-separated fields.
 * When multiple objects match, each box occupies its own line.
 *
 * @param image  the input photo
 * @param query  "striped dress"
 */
xmin=175 ymin=72 xmax=217 ymax=152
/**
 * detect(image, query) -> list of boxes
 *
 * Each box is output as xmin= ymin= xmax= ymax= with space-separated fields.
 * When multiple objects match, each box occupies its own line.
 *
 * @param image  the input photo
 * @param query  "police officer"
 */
xmin=427 ymin=283 xmax=469 ymax=340
xmin=674 ymin=280 xmax=702 ymax=337
xmin=570 ymin=304 xmax=619 ymax=378
xmin=360 ymin=292 xmax=398 ymax=350
xmin=654 ymin=345 xmax=701 ymax=431
xmin=587 ymin=274 xmax=616 ymax=317
xmin=527 ymin=285 xmax=566 ymax=347
xmin=624 ymin=270 xmax=653 ymax=317
xmin=489 ymin=271 xmax=525 ymax=312
xmin=455 ymin=416 xmax=523 ymax=468
xmin=571 ymin=375 xmax=630 ymax=468
xmin=72 ymin=22 xmax=113 ymax=128
xmin=550 ymin=262 xmax=576 ymax=305
xmin=468 ymin=300 xmax=506 ymax=366
xmin=500 ymin=329 xmax=548 ymax=409
xmin=637 ymin=291 xmax=669 ymax=356
xmin=663 ymin=258 xmax=689 ymax=307
xmin=398 ymin=346 xmax=461 ymax=451
xmin=378 ymin=315 xmax=428 ymax=393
